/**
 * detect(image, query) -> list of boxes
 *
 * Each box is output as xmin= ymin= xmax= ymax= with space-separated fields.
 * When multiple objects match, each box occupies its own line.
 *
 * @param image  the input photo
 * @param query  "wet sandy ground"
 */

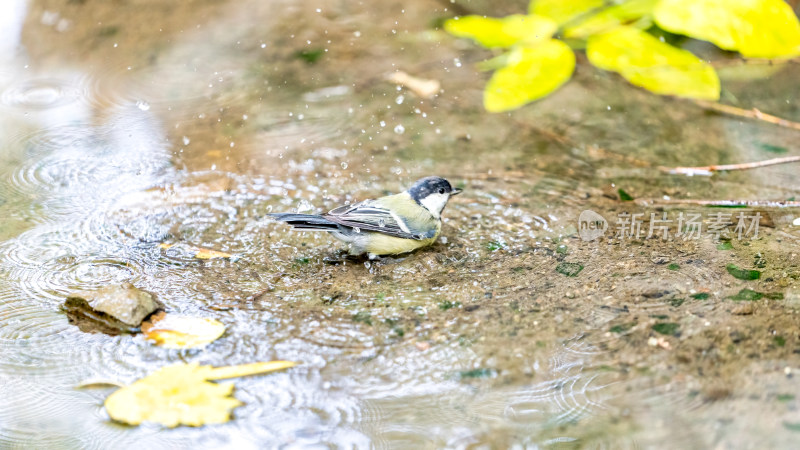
xmin=1 ymin=0 xmax=800 ymax=448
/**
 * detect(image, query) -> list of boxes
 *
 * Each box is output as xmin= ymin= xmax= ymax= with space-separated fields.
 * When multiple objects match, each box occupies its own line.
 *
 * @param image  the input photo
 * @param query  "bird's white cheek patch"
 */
xmin=420 ymin=193 xmax=449 ymax=218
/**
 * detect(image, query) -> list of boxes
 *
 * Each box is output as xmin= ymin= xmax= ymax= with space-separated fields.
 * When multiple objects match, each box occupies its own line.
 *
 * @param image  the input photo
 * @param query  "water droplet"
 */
xmin=182 ymin=136 xmax=190 ymax=145
xmin=353 ymin=227 xmax=361 ymax=233
xmin=136 ymin=100 xmax=150 ymax=111
xmin=393 ymin=124 xmax=405 ymax=134
xmin=341 ymin=162 xmax=348 ymax=169
xmin=454 ymin=58 xmax=462 ymax=68
xmin=296 ymin=199 xmax=314 ymax=213
xmin=395 ymin=95 xmax=404 ymax=105
xmin=379 ymin=120 xmax=386 ymax=127
xmin=378 ymin=219 xmax=386 ymax=227
xmin=261 ymin=43 xmax=266 ymax=48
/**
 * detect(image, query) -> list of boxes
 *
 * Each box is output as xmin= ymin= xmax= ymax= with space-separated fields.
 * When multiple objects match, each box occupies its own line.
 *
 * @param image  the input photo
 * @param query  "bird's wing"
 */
xmin=324 ymin=200 xmax=432 ymax=240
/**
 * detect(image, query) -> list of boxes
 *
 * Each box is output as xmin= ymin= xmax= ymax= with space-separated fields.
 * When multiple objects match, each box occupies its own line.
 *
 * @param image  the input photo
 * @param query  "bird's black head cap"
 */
xmin=407 ymin=176 xmax=461 ymax=203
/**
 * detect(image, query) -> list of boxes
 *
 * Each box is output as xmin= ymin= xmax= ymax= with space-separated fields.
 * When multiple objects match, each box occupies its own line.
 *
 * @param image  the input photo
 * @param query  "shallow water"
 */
xmin=1 ymin=0 xmax=800 ymax=448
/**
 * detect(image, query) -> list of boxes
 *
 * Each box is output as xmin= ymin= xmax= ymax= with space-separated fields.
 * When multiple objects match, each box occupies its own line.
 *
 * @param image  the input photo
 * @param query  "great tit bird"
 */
xmin=269 ymin=176 xmax=461 ymax=259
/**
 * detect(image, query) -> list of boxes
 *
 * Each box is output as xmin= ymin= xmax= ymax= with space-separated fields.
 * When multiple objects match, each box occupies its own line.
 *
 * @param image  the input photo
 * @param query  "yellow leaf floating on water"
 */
xmin=206 ymin=361 xmax=298 ymax=380
xmin=586 ymin=26 xmax=720 ymax=100
xmin=194 ymin=248 xmax=234 ymax=259
xmin=159 ymin=243 xmax=233 ymax=259
xmin=484 ymin=40 xmax=575 ymax=112
xmin=105 ymin=363 xmax=239 ymax=427
xmin=104 ymin=361 xmax=296 ymax=427
xmin=444 ymin=14 xmax=557 ymax=48
xmin=528 ymin=0 xmax=604 ymax=26
xmin=75 ymin=379 xmax=126 ymax=389
xmin=563 ymin=0 xmax=658 ymax=38
xmin=655 ymin=0 xmax=800 ymax=59
xmin=142 ymin=312 xmax=226 ymax=349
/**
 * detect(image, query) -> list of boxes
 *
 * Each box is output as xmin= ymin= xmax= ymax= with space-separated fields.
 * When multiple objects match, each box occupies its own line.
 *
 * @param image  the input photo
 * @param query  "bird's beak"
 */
xmin=450 ymin=188 xmax=463 ymax=196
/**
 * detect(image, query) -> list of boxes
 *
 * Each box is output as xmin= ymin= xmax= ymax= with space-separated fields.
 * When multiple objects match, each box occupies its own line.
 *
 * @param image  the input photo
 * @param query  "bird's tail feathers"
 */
xmin=268 ymin=213 xmax=339 ymax=231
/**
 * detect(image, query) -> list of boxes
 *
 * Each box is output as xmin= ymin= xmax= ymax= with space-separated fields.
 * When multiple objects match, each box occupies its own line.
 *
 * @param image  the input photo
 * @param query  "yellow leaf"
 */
xmin=444 ymin=14 xmax=557 ymax=48
xmin=75 ymin=379 xmax=126 ymax=389
xmin=194 ymin=248 xmax=233 ymax=259
xmin=104 ymin=363 xmax=241 ymax=427
xmin=104 ymin=362 xmax=297 ymax=427
xmin=483 ymin=40 xmax=575 ymax=112
xmin=142 ymin=312 xmax=226 ymax=349
xmin=529 ymin=0 xmax=604 ymax=25
xmin=206 ymin=361 xmax=298 ymax=380
xmin=563 ymin=0 xmax=658 ymax=38
xmin=654 ymin=0 xmax=800 ymax=58
xmin=159 ymin=243 xmax=234 ymax=259
xmin=587 ymin=26 xmax=720 ymax=100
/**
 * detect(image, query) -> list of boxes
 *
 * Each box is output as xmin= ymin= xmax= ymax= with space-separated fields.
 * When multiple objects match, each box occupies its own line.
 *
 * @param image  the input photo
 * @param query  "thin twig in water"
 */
xmin=661 ymin=155 xmax=800 ymax=176
xmin=634 ymin=198 xmax=800 ymax=208
xmin=709 ymin=57 xmax=800 ymax=68
xmin=694 ymin=100 xmax=800 ymax=131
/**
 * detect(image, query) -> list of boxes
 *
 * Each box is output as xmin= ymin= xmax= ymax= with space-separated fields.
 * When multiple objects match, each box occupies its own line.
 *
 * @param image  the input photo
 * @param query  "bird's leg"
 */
xmin=322 ymin=249 xmax=350 ymax=265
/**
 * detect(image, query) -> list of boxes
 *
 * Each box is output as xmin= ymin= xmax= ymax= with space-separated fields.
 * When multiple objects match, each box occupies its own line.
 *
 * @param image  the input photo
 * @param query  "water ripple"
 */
xmin=0 ymin=77 xmax=85 ymax=110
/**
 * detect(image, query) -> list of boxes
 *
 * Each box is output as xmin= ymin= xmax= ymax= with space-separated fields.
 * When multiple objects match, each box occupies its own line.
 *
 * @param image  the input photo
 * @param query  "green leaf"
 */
xmin=726 ymin=264 xmax=761 ymax=280
xmin=555 ymin=261 xmax=584 ymax=277
xmin=484 ymin=40 xmax=575 ymax=112
xmin=652 ymin=322 xmax=679 ymax=335
xmin=610 ymin=323 xmax=634 ymax=333
xmin=457 ymin=368 xmax=497 ymax=379
xmin=716 ymin=241 xmax=734 ymax=250
xmin=529 ymin=0 xmax=604 ymax=25
xmin=759 ymin=143 xmax=788 ymax=154
xmin=728 ymin=288 xmax=762 ymax=301
xmin=563 ymin=0 xmax=658 ymax=38
xmin=784 ymin=422 xmax=800 ymax=432
xmin=438 ymin=300 xmax=462 ymax=310
xmin=444 ymin=14 xmax=557 ymax=48
xmin=586 ymin=26 xmax=720 ymax=100
xmin=486 ymin=240 xmax=505 ymax=251
xmin=654 ymin=0 xmax=800 ymax=59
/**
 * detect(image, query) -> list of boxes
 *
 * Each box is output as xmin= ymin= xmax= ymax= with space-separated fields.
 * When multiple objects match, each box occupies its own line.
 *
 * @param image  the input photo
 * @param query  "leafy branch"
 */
xmin=445 ymin=0 xmax=800 ymax=112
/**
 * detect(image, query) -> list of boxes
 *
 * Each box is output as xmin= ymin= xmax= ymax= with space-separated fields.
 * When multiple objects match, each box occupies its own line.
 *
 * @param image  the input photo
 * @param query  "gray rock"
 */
xmin=63 ymin=283 xmax=162 ymax=334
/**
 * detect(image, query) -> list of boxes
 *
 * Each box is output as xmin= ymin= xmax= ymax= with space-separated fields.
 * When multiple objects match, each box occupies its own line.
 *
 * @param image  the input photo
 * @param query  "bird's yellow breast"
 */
xmin=364 ymin=222 xmax=441 ymax=255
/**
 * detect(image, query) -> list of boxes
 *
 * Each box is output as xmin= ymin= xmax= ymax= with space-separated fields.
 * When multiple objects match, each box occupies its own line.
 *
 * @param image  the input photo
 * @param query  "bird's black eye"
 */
xmin=438 ymin=188 xmax=445 ymax=194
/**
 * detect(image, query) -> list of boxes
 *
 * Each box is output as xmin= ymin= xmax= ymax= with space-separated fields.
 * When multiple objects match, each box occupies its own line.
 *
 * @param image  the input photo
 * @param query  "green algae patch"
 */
xmin=726 ymin=264 xmax=760 ymax=280
xmin=727 ymin=289 xmax=784 ymax=301
xmin=556 ymin=262 xmax=584 ymax=277
xmin=652 ymin=322 xmax=679 ymax=335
